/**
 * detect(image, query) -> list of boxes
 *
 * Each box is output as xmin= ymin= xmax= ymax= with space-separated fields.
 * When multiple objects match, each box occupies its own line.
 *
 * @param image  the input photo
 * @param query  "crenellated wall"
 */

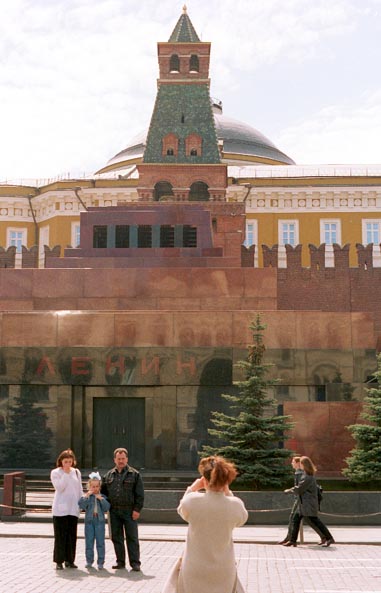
xmin=3 ymin=241 xmax=380 ymax=269
xmin=273 ymin=243 xmax=381 ymax=314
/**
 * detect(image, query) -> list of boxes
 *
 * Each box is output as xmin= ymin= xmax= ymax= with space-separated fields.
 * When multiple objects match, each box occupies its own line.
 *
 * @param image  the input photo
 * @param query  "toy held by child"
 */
xmin=79 ymin=471 xmax=110 ymax=570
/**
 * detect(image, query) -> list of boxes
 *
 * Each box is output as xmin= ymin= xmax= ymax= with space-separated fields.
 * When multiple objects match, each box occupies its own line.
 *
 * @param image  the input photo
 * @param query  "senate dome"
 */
xmin=96 ymin=100 xmax=295 ymax=177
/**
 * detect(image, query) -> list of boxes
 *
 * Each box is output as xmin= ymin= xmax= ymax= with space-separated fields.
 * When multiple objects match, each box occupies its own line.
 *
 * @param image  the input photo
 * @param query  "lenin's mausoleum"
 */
xmin=1 ymin=8 xmax=381 ymax=475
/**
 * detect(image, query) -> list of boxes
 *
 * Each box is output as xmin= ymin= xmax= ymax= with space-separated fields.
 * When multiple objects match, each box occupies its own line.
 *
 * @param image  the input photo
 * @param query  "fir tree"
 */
xmin=343 ymin=353 xmax=381 ymax=482
xmin=201 ymin=315 xmax=294 ymax=488
xmin=0 ymin=393 xmax=53 ymax=468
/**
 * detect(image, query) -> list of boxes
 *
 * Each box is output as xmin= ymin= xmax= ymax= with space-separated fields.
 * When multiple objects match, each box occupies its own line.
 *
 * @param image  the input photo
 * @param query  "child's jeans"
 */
xmin=85 ymin=516 xmax=106 ymax=566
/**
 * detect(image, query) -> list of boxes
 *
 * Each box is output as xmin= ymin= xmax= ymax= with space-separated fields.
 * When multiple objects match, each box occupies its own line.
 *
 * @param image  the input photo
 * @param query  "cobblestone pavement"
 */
xmin=1 ymin=537 xmax=381 ymax=593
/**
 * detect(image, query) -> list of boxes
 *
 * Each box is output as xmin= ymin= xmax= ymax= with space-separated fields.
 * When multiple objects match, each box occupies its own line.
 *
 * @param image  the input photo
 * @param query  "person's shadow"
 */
xmin=57 ymin=567 xmax=155 ymax=581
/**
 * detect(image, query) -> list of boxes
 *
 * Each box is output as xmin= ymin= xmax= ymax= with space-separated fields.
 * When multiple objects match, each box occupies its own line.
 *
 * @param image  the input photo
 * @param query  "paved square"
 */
xmin=1 ymin=537 xmax=381 ymax=592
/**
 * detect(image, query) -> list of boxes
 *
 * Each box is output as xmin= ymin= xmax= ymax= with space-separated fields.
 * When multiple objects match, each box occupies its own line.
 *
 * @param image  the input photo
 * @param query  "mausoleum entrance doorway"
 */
xmin=93 ymin=397 xmax=146 ymax=469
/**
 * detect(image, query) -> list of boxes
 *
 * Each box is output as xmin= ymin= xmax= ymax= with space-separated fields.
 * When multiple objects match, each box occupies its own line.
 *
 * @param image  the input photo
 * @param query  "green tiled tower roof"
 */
xmin=168 ymin=6 xmax=200 ymax=42
xmin=143 ymin=85 xmax=221 ymax=164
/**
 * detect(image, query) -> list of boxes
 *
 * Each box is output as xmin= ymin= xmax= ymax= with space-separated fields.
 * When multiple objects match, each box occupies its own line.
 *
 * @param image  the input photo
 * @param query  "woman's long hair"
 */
xmin=300 ymin=455 xmax=317 ymax=476
xmin=198 ymin=456 xmax=237 ymax=489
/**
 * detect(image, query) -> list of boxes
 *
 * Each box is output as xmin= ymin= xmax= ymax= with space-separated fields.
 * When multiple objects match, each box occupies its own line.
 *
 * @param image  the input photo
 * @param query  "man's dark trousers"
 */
xmin=110 ymin=509 xmax=140 ymax=567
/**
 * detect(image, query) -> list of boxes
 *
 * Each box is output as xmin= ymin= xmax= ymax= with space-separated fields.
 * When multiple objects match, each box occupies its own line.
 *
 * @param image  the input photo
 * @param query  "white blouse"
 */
xmin=51 ymin=467 xmax=83 ymax=517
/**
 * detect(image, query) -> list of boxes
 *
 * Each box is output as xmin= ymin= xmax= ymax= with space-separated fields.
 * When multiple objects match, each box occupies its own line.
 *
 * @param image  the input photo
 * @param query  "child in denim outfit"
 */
xmin=79 ymin=472 xmax=110 ymax=569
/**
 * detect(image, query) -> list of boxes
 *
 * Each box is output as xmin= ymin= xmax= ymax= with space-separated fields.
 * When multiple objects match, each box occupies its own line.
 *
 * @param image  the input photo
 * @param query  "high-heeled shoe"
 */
xmin=318 ymin=538 xmax=327 ymax=545
xmin=322 ymin=538 xmax=335 ymax=547
xmin=277 ymin=538 xmax=289 ymax=545
xmin=283 ymin=541 xmax=297 ymax=547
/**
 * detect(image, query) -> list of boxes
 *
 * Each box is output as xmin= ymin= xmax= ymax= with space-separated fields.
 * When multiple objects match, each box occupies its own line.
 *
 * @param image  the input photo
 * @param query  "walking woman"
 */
xmin=162 ymin=456 xmax=248 ymax=593
xmin=284 ymin=455 xmax=335 ymax=547
xmin=51 ymin=449 xmax=83 ymax=570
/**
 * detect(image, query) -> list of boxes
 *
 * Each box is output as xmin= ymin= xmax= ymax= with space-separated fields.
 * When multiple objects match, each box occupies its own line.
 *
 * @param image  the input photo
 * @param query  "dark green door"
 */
xmin=93 ymin=398 xmax=145 ymax=470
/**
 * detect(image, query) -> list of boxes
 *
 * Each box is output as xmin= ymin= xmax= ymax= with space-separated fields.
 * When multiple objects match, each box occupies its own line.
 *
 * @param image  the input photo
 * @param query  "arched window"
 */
xmin=170 ymin=54 xmax=180 ymax=73
xmin=154 ymin=181 xmax=174 ymax=201
xmin=162 ymin=133 xmax=179 ymax=157
xmin=189 ymin=54 xmax=199 ymax=73
xmin=185 ymin=133 xmax=202 ymax=157
xmin=189 ymin=181 xmax=209 ymax=202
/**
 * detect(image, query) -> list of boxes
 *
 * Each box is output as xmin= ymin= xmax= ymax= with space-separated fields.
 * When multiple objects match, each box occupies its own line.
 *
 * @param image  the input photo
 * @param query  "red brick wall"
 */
xmin=278 ymin=267 xmax=381 ymax=312
xmin=284 ymin=401 xmax=363 ymax=476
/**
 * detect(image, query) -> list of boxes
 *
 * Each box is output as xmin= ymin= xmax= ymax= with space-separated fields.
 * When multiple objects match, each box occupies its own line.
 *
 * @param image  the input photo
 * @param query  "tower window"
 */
xmin=154 ymin=181 xmax=174 ymax=201
xmin=181 ymin=114 xmax=185 ymax=123
xmin=162 ymin=133 xmax=179 ymax=157
xmin=185 ymin=133 xmax=202 ymax=157
xmin=189 ymin=181 xmax=209 ymax=202
xmin=169 ymin=54 xmax=180 ymax=73
xmin=189 ymin=54 xmax=199 ymax=73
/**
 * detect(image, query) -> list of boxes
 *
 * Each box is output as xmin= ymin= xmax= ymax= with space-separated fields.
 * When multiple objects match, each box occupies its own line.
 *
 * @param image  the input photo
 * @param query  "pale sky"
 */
xmin=1 ymin=0 xmax=381 ymax=182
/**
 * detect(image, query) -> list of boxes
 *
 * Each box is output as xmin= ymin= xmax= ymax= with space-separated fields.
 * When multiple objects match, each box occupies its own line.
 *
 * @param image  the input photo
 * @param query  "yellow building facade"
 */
xmin=1 ymin=168 xmax=381 ymax=269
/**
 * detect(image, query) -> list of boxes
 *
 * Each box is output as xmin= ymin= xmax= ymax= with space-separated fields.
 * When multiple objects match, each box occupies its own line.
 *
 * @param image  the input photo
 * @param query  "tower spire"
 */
xmin=168 ymin=7 xmax=200 ymax=42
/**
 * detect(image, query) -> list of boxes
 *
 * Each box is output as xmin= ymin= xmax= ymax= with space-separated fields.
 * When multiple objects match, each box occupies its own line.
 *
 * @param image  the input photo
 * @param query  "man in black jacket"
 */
xmin=101 ymin=447 xmax=144 ymax=571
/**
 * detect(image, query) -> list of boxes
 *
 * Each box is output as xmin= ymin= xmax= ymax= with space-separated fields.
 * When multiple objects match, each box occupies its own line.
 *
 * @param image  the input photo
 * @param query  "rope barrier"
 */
xmin=2 ymin=502 xmax=381 ymax=518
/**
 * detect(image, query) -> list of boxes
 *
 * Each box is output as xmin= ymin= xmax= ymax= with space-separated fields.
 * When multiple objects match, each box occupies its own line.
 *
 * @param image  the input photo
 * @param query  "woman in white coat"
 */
xmin=50 ymin=448 xmax=83 ymax=570
xmin=162 ymin=456 xmax=248 ymax=593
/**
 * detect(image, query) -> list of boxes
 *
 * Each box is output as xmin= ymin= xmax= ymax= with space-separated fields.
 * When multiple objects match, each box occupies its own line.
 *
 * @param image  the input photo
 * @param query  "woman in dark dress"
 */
xmin=283 ymin=456 xmax=335 ymax=547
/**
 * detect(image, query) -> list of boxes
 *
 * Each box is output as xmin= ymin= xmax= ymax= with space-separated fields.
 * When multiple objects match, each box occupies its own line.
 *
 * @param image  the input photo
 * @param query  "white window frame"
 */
xmin=278 ymin=220 xmax=299 ymax=268
xmin=320 ymin=219 xmax=341 ymax=268
xmin=39 ymin=225 xmax=50 ymax=267
xmin=244 ymin=220 xmax=257 ymax=248
xmin=71 ymin=221 xmax=81 ymax=248
xmin=244 ymin=219 xmax=258 ymax=267
xmin=7 ymin=227 xmax=27 ymax=253
xmin=39 ymin=225 xmax=49 ymax=252
xmin=320 ymin=219 xmax=341 ymax=246
xmin=362 ymin=219 xmax=381 ymax=246
xmin=278 ymin=219 xmax=299 ymax=246
xmin=362 ymin=219 xmax=381 ymax=267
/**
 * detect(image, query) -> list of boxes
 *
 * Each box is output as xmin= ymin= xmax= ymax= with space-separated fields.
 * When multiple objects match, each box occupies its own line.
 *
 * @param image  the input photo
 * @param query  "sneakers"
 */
xmin=56 ymin=563 xmax=63 ymax=570
xmin=97 ymin=565 xmax=104 ymax=570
